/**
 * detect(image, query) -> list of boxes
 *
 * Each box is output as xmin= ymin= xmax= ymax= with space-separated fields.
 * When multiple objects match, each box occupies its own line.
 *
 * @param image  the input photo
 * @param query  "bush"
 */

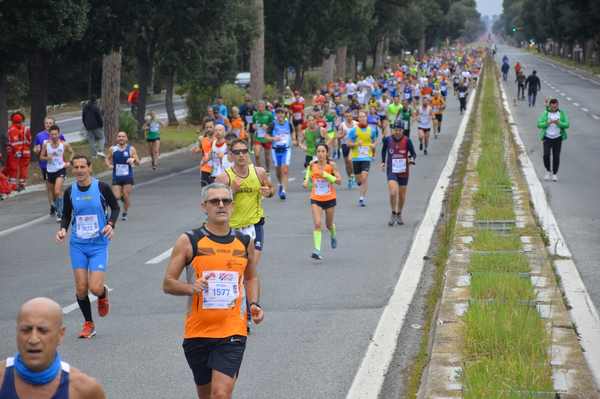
xmin=302 ymin=71 xmax=321 ymax=95
xmin=185 ymin=84 xmax=212 ymax=125
xmin=263 ymin=84 xmax=279 ymax=102
xmin=119 ymin=111 xmax=138 ymax=138
xmin=219 ymin=84 xmax=247 ymax=108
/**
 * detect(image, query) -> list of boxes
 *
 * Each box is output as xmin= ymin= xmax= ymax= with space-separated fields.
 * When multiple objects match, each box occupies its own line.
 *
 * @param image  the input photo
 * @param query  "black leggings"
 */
xmin=543 ymin=137 xmax=562 ymax=174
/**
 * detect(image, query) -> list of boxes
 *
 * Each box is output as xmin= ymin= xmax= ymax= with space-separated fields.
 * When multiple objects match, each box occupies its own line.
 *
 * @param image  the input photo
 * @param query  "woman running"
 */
xmin=143 ymin=111 xmax=163 ymax=170
xmin=303 ymin=143 xmax=341 ymax=260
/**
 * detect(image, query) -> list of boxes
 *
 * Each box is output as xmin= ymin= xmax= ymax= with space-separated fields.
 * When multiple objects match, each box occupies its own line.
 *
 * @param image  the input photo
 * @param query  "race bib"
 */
xmin=115 ymin=164 xmax=129 ymax=176
xmin=392 ymin=157 xmax=407 ymax=174
xmin=315 ymin=179 xmax=330 ymax=196
xmin=358 ymin=146 xmax=370 ymax=157
xmin=404 ymin=92 xmax=411 ymax=99
xmin=76 ymin=214 xmax=100 ymax=239
xmin=459 ymin=92 xmax=466 ymax=98
xmin=232 ymin=128 xmax=241 ymax=137
xmin=245 ymin=115 xmax=253 ymax=124
xmin=293 ymin=112 xmax=302 ymax=120
xmin=327 ymin=121 xmax=334 ymax=131
xmin=202 ymin=271 xmax=239 ymax=309
xmin=257 ymin=127 xmax=266 ymax=138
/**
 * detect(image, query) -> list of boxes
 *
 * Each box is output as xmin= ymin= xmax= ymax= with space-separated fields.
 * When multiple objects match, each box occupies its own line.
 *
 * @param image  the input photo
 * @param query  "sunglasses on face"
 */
xmin=231 ymin=149 xmax=249 ymax=155
xmin=205 ymin=197 xmax=233 ymax=206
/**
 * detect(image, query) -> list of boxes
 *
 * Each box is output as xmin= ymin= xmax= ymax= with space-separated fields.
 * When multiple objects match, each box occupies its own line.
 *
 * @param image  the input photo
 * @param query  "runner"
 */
xmin=229 ymin=106 xmax=248 ymax=143
xmin=143 ymin=111 xmax=163 ymax=170
xmin=386 ymin=95 xmax=403 ymax=130
xmin=105 ymin=132 xmax=140 ymax=221
xmin=56 ymin=155 xmax=119 ymax=338
xmin=347 ymin=110 xmax=376 ymax=207
xmin=251 ymin=100 xmax=274 ymax=172
xmin=270 ymin=108 xmax=294 ymax=200
xmin=457 ymin=79 xmax=469 ymax=115
xmin=288 ymin=90 xmax=305 ymax=144
xmin=399 ymin=98 xmax=413 ymax=137
xmin=415 ymin=97 xmax=433 ymax=155
xmin=39 ymin=125 xmax=73 ymax=223
xmin=299 ymin=114 xmax=327 ymax=168
xmin=209 ymin=125 xmax=230 ymax=180
xmin=34 ymin=117 xmax=65 ymax=216
xmin=303 ymin=143 xmax=341 ymax=260
xmin=162 ymin=183 xmax=263 ymax=399
xmin=193 ymin=119 xmax=215 ymax=187
xmin=381 ymin=123 xmax=416 ymax=226
xmin=0 ymin=297 xmax=106 ymax=398
xmin=337 ymin=110 xmax=357 ymax=189
xmin=430 ymin=91 xmax=446 ymax=137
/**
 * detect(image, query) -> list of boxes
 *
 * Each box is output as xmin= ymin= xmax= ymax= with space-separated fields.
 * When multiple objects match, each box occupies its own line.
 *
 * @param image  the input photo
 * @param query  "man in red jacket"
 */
xmin=5 ymin=112 xmax=31 ymax=191
xmin=128 ymin=84 xmax=140 ymax=115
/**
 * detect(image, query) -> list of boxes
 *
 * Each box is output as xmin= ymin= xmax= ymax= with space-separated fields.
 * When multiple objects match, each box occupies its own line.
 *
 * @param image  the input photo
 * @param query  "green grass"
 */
xmin=470 ymin=252 xmax=529 ymax=274
xmin=470 ymin=273 xmax=536 ymax=303
xmin=472 ymin=230 xmax=521 ymax=251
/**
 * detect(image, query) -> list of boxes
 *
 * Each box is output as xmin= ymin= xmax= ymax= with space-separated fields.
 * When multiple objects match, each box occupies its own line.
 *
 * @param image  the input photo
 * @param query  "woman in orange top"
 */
xmin=192 ymin=119 xmax=215 ymax=186
xmin=303 ymin=143 xmax=341 ymax=260
xmin=229 ymin=106 xmax=248 ymax=142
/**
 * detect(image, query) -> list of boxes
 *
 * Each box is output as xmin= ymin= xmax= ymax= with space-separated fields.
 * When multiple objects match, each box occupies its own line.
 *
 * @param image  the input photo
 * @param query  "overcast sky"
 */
xmin=476 ymin=0 xmax=502 ymax=16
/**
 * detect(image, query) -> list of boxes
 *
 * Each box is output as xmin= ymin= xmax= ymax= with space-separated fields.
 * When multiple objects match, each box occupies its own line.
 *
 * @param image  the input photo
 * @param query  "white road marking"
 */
xmin=0 ymin=215 xmax=52 ymax=238
xmin=573 ymin=102 xmax=580 ymax=107
xmin=560 ymin=92 xmax=566 ymax=96
xmin=582 ymin=107 xmax=589 ymax=112
xmin=346 ymin=72 xmax=479 ymax=399
xmin=62 ymin=287 xmax=114 ymax=314
xmin=499 ymin=78 xmax=600 ymax=388
xmin=288 ymin=177 xmax=296 ymax=182
xmin=592 ymin=115 xmax=600 ymax=120
xmin=566 ymin=97 xmax=572 ymax=101
xmin=146 ymin=248 xmax=173 ymax=264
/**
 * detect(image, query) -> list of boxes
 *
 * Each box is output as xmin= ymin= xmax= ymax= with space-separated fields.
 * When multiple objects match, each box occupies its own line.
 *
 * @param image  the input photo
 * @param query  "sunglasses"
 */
xmin=231 ymin=148 xmax=249 ymax=155
xmin=205 ymin=197 xmax=233 ymax=206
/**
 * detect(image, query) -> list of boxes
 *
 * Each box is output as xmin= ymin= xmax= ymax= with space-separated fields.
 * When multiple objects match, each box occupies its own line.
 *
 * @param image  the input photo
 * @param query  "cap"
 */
xmin=133 ymin=84 xmax=139 ymax=89
xmin=10 ymin=112 xmax=25 ymax=123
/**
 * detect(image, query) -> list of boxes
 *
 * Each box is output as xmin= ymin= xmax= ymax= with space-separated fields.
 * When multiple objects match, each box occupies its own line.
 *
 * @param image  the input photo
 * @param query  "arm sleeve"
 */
xmin=99 ymin=182 xmax=120 ymax=226
xmin=61 ymin=187 xmax=73 ymax=231
xmin=381 ymin=137 xmax=388 ymax=163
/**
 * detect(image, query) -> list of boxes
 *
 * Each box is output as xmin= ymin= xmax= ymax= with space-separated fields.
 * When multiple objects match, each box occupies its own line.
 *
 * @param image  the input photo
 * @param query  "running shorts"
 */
xmin=47 ymin=168 xmax=66 ymax=184
xmin=310 ymin=198 xmax=337 ymax=209
xmin=112 ymin=176 xmax=134 ymax=186
xmin=435 ymin=114 xmax=443 ymax=122
xmin=304 ymin=155 xmax=315 ymax=168
xmin=233 ymin=217 xmax=265 ymax=251
xmin=41 ymin=168 xmax=48 ymax=181
xmin=146 ymin=137 xmax=160 ymax=143
xmin=352 ymin=160 xmax=371 ymax=175
xmin=341 ymin=144 xmax=350 ymax=158
xmin=255 ymin=141 xmax=272 ymax=150
xmin=70 ymin=242 xmax=109 ymax=272
xmin=183 ymin=336 xmax=247 ymax=386
xmin=419 ymin=127 xmax=431 ymax=133
xmin=272 ymin=146 xmax=291 ymax=167
xmin=292 ymin=119 xmax=303 ymax=127
xmin=387 ymin=174 xmax=408 ymax=186
xmin=201 ymin=171 xmax=213 ymax=187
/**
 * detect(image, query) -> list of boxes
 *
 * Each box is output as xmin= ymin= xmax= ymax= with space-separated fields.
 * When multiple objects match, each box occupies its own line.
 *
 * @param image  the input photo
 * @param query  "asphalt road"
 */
xmin=496 ymin=45 xmax=600 ymax=312
xmin=0 ymin=94 xmax=468 ymax=398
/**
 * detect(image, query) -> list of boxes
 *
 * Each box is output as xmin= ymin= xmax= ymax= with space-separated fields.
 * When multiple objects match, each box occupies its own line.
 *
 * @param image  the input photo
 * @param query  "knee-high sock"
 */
xmin=77 ymin=295 xmax=93 ymax=322
xmin=329 ymin=224 xmax=336 ymax=239
xmin=313 ymin=230 xmax=322 ymax=251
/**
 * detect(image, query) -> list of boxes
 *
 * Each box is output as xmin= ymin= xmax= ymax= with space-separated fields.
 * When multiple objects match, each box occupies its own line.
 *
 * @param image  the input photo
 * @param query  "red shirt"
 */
xmin=289 ymin=101 xmax=305 ymax=121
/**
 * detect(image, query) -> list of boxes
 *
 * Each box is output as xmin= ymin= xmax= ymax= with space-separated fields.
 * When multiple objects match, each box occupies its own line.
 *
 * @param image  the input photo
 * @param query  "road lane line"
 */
xmin=62 ymin=287 xmax=114 ymax=314
xmin=592 ymin=115 xmax=600 ymax=120
xmin=0 ymin=215 xmax=51 ymax=238
xmin=566 ymin=97 xmax=572 ymax=101
xmin=560 ymin=92 xmax=566 ymax=96
xmin=573 ymin=102 xmax=580 ymax=107
xmin=582 ymin=107 xmax=589 ymax=112
xmin=499 ymin=78 xmax=600 ymax=388
xmin=346 ymin=73 xmax=479 ymax=399
xmin=146 ymin=248 xmax=173 ymax=264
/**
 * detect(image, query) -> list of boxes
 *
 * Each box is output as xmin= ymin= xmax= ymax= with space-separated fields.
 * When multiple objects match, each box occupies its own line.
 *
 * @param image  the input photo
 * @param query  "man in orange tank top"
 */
xmin=163 ymin=183 xmax=264 ymax=399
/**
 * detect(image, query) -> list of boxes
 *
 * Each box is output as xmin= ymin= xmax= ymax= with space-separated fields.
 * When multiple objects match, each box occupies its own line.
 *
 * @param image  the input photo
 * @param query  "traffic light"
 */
xmin=512 ymin=26 xmax=517 ymax=32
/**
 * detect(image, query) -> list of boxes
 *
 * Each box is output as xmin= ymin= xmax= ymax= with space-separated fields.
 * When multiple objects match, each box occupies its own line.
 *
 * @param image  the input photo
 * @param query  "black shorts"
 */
xmin=254 ymin=217 xmax=265 ymax=251
xmin=146 ymin=137 xmax=160 ymax=143
xmin=304 ymin=155 xmax=314 ymax=168
xmin=435 ymin=114 xmax=443 ymax=122
xmin=352 ymin=160 xmax=371 ymax=175
xmin=419 ymin=127 xmax=431 ymax=133
xmin=292 ymin=119 xmax=303 ymax=127
xmin=341 ymin=144 xmax=350 ymax=158
xmin=201 ymin=171 xmax=213 ymax=187
xmin=47 ymin=168 xmax=66 ymax=184
xmin=183 ymin=336 xmax=247 ymax=386
xmin=387 ymin=174 xmax=408 ymax=186
xmin=311 ymin=198 xmax=337 ymax=209
xmin=112 ymin=177 xmax=134 ymax=186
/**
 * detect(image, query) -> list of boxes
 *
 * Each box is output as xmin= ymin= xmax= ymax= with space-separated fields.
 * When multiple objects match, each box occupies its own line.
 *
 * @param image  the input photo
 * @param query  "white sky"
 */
xmin=476 ymin=0 xmax=502 ymax=16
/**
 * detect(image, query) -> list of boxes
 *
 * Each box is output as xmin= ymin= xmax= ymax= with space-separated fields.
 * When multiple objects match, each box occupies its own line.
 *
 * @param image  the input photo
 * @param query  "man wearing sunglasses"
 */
xmin=163 ymin=183 xmax=264 ymax=399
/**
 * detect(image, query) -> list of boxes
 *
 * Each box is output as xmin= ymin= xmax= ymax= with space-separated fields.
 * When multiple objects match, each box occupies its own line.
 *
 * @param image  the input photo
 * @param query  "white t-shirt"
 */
xmin=545 ymin=111 xmax=561 ymax=139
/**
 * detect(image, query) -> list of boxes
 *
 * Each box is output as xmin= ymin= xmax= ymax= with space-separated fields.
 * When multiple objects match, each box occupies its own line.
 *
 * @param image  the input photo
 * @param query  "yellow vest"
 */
xmin=225 ymin=166 xmax=264 ymax=228
xmin=350 ymin=126 xmax=374 ymax=159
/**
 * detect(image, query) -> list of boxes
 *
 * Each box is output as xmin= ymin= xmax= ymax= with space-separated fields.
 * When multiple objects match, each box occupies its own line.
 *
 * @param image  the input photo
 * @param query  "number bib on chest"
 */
xmin=256 ymin=127 xmax=266 ymax=138
xmin=202 ymin=271 xmax=240 ymax=309
xmin=115 ymin=164 xmax=130 ymax=176
xmin=76 ymin=215 xmax=100 ymax=239
xmin=293 ymin=112 xmax=302 ymax=120
xmin=358 ymin=146 xmax=370 ymax=157
xmin=392 ymin=157 xmax=407 ymax=174
xmin=315 ymin=179 xmax=330 ymax=196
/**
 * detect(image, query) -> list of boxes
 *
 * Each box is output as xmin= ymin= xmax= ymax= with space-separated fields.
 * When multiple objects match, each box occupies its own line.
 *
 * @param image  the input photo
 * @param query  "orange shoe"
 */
xmin=78 ymin=321 xmax=96 ymax=339
xmin=98 ymin=285 xmax=109 ymax=317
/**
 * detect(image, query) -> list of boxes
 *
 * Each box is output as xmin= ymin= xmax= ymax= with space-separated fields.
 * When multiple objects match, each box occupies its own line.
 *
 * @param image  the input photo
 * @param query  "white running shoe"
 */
xmin=544 ymin=171 xmax=551 ymax=181
xmin=552 ymin=174 xmax=558 ymax=182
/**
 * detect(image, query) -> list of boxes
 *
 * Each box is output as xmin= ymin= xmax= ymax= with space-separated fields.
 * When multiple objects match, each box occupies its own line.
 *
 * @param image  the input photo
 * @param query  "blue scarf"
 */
xmin=13 ymin=352 xmax=61 ymax=385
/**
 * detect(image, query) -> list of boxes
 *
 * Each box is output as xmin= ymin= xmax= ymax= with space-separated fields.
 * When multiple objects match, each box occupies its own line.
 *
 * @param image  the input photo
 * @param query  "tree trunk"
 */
xmin=87 ymin=59 xmax=94 ymax=100
xmin=349 ymin=54 xmax=356 ymax=79
xmin=294 ymin=65 xmax=302 ymax=89
xmin=418 ymin=34 xmax=426 ymax=58
xmin=29 ymin=50 xmax=49 ymax=136
xmin=101 ymin=49 xmax=122 ymax=146
xmin=275 ymin=65 xmax=285 ymax=92
xmin=335 ymin=46 xmax=347 ymax=80
xmin=374 ymin=35 xmax=385 ymax=74
xmin=249 ymin=0 xmax=265 ymax=100
xmin=321 ymin=54 xmax=335 ymax=83
xmin=165 ymin=66 xmax=178 ymax=125
xmin=0 ymin=69 xmax=7 ymax=160
xmin=135 ymin=35 xmax=156 ymax=137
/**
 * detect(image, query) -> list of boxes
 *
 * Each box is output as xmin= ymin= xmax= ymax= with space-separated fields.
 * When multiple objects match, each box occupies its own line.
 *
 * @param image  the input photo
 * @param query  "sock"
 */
xmin=329 ymin=224 xmax=336 ymax=239
xmin=77 ymin=296 xmax=93 ymax=322
xmin=313 ymin=230 xmax=322 ymax=251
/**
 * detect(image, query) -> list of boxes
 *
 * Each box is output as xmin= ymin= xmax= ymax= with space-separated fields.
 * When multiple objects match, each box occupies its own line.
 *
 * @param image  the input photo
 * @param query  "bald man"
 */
xmin=0 ymin=298 xmax=105 ymax=398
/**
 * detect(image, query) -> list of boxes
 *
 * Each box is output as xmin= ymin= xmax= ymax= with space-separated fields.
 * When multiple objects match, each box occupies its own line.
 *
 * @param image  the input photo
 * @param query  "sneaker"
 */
xmin=419 ymin=142 xmax=423 ymax=151
xmin=97 ymin=285 xmax=109 ymax=317
xmin=359 ymin=198 xmax=366 ymax=207
xmin=331 ymin=236 xmax=337 ymax=249
xmin=280 ymin=191 xmax=286 ymax=200
xmin=544 ymin=171 xmax=551 ymax=181
xmin=121 ymin=212 xmax=128 ymax=221
xmin=434 ymin=133 xmax=439 ymax=139
xmin=56 ymin=216 xmax=62 ymax=223
xmin=388 ymin=214 xmax=396 ymax=226
xmin=424 ymin=149 xmax=428 ymax=155
xmin=311 ymin=251 xmax=323 ymax=260
xmin=396 ymin=214 xmax=405 ymax=225
xmin=96 ymin=151 xmax=106 ymax=158
xmin=552 ymin=174 xmax=558 ymax=182
xmin=78 ymin=321 xmax=96 ymax=339
xmin=277 ymin=184 xmax=283 ymax=197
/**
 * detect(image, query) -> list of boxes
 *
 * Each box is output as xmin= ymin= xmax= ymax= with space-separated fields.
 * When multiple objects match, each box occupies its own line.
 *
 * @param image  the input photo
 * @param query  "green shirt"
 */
xmin=304 ymin=129 xmax=320 ymax=157
xmin=387 ymin=102 xmax=403 ymax=123
xmin=400 ymin=108 xmax=412 ymax=130
xmin=253 ymin=111 xmax=274 ymax=143
xmin=325 ymin=114 xmax=336 ymax=132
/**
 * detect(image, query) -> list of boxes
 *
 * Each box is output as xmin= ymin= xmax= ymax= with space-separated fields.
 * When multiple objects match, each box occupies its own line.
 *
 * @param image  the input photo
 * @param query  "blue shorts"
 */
xmin=272 ymin=146 xmax=291 ymax=167
xmin=70 ymin=242 xmax=109 ymax=272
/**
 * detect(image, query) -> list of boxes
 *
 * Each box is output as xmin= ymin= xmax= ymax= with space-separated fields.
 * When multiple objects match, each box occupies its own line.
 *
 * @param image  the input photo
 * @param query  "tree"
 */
xmin=250 ymin=0 xmax=265 ymax=100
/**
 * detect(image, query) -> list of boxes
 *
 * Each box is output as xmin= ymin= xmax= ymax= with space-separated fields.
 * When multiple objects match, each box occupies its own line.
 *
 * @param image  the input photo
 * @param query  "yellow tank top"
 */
xmin=350 ymin=126 xmax=374 ymax=160
xmin=225 ymin=166 xmax=264 ymax=228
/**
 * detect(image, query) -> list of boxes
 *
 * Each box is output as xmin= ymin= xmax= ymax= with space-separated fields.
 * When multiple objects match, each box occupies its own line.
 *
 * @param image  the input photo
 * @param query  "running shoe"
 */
xmin=96 ymin=151 xmax=106 ymax=158
xmin=56 ymin=216 xmax=61 ymax=223
xmin=331 ymin=236 xmax=337 ymax=249
xmin=97 ymin=285 xmax=109 ymax=317
xmin=396 ymin=214 xmax=405 ymax=225
xmin=552 ymin=174 xmax=558 ymax=182
xmin=424 ymin=149 xmax=428 ymax=155
xmin=419 ymin=142 xmax=423 ymax=151
xmin=311 ymin=251 xmax=323 ymax=260
xmin=388 ymin=214 xmax=396 ymax=226
xmin=544 ymin=171 xmax=551 ymax=181
xmin=78 ymin=321 xmax=96 ymax=339
xmin=280 ymin=191 xmax=287 ymax=200
xmin=359 ymin=198 xmax=366 ymax=207
xmin=121 ymin=212 xmax=128 ymax=221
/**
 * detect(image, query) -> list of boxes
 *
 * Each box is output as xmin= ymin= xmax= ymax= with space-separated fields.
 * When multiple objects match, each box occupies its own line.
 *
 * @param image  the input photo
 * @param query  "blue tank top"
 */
xmin=111 ymin=144 xmax=133 ymax=180
xmin=0 ymin=357 xmax=70 ymax=399
xmin=271 ymin=120 xmax=291 ymax=148
xmin=69 ymin=178 xmax=108 ymax=246
xmin=367 ymin=114 xmax=380 ymax=137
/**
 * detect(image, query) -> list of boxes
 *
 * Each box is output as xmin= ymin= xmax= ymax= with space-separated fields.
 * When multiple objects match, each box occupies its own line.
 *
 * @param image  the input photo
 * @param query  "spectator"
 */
xmin=525 ymin=70 xmax=542 ymax=107
xmin=128 ymin=84 xmax=140 ymax=115
xmin=537 ymin=98 xmax=569 ymax=182
xmin=82 ymin=96 xmax=105 ymax=158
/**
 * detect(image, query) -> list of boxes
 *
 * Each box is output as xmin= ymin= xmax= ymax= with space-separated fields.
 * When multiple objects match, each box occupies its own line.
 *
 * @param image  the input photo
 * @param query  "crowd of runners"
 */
xmin=0 ymin=46 xmax=484 ymax=399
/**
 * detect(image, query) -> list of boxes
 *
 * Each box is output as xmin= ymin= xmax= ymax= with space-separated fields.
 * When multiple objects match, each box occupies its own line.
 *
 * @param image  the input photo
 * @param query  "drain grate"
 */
xmin=475 ymin=219 xmax=517 ymax=233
